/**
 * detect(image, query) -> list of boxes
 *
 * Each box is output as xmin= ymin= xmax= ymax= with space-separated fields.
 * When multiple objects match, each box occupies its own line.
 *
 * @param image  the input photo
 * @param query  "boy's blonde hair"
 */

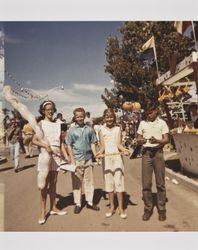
xmin=73 ymin=107 xmax=86 ymax=117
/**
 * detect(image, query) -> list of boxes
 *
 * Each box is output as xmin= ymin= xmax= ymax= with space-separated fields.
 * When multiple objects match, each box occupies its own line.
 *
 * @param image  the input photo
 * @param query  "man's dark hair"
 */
xmin=61 ymin=123 xmax=68 ymax=131
xmin=145 ymin=100 xmax=159 ymax=112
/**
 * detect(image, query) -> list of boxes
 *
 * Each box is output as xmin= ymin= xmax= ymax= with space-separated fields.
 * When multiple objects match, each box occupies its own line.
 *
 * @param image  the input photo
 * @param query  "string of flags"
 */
xmin=5 ymin=70 xmax=42 ymax=100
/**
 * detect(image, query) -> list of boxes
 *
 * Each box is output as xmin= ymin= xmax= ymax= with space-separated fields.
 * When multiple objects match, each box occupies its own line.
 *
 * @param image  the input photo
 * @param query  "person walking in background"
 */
xmin=22 ymin=121 xmax=34 ymax=158
xmin=66 ymin=107 xmax=100 ymax=214
xmin=188 ymin=103 xmax=198 ymax=128
xmin=55 ymin=112 xmax=66 ymax=124
xmin=60 ymin=123 xmax=71 ymax=168
xmin=84 ymin=111 xmax=93 ymax=127
xmin=32 ymin=100 xmax=68 ymax=225
xmin=6 ymin=118 xmax=22 ymax=173
xmin=96 ymin=108 xmax=130 ymax=219
xmin=136 ymin=101 xmax=169 ymax=222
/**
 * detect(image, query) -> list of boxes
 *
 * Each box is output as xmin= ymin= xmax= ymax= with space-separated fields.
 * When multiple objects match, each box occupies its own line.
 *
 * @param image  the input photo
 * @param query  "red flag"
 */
xmin=174 ymin=21 xmax=192 ymax=35
xmin=168 ymin=53 xmax=177 ymax=75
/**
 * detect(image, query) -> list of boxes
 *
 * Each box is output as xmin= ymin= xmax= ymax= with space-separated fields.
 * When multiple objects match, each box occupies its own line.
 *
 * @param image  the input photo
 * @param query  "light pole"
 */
xmin=0 ymin=28 xmax=5 ymax=146
xmin=0 ymin=27 xmax=8 ymax=162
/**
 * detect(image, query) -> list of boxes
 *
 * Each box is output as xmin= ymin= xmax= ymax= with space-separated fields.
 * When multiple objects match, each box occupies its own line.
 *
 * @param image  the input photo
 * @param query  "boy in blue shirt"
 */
xmin=66 ymin=107 xmax=100 ymax=214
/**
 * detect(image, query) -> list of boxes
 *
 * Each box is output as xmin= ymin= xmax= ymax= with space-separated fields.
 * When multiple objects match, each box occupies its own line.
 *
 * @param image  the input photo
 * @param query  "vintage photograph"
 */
xmin=0 ymin=21 xmax=198 ymax=234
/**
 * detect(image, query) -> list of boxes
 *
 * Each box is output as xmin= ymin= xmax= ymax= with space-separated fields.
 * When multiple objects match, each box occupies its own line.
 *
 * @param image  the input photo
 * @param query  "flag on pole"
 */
xmin=174 ymin=21 xmax=197 ymax=51
xmin=174 ymin=21 xmax=192 ymax=35
xmin=142 ymin=36 xmax=160 ymax=77
xmin=142 ymin=36 xmax=157 ymax=60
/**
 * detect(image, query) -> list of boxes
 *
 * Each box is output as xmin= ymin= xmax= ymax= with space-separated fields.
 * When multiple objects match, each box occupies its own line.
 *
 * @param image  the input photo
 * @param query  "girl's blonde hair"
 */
xmin=103 ymin=108 xmax=116 ymax=122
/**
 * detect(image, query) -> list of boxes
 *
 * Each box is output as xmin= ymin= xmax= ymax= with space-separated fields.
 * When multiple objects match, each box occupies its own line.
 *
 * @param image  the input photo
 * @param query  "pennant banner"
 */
xmin=142 ymin=36 xmax=157 ymax=61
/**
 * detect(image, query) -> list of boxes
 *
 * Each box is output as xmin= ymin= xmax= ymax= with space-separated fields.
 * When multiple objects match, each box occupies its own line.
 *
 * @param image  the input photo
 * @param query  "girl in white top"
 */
xmin=32 ymin=100 xmax=70 ymax=225
xmin=97 ymin=108 xmax=130 ymax=219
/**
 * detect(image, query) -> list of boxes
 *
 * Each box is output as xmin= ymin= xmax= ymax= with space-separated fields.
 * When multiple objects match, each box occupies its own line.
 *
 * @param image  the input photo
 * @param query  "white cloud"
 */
xmin=36 ymin=88 xmax=84 ymax=103
xmin=25 ymin=80 xmax=32 ymax=86
xmin=34 ymin=81 xmax=112 ymax=104
xmin=4 ymin=34 xmax=21 ymax=44
xmin=60 ymin=102 xmax=106 ymax=121
xmin=73 ymin=83 xmax=110 ymax=92
xmin=34 ymin=83 xmax=109 ymax=120
xmin=10 ymin=81 xmax=112 ymax=121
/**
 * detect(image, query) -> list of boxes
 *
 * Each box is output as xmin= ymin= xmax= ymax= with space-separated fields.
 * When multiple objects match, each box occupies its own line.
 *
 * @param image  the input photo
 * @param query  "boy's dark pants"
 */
xmin=141 ymin=147 xmax=166 ymax=212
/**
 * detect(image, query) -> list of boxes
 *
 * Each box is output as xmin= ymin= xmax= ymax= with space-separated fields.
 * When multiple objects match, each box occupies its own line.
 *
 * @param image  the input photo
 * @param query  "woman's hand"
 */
xmin=123 ymin=149 xmax=131 ymax=156
xmin=95 ymin=151 xmax=104 ymax=159
xmin=45 ymin=145 xmax=53 ymax=154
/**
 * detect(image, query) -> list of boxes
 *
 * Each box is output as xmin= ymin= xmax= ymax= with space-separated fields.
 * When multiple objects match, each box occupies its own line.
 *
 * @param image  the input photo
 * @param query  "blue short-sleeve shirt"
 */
xmin=66 ymin=124 xmax=97 ymax=161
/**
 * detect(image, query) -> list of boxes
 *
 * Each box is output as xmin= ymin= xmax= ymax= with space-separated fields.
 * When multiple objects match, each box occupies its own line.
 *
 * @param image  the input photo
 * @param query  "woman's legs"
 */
xmin=48 ymin=171 xmax=59 ymax=211
xmin=117 ymin=192 xmax=124 ymax=213
xmin=117 ymin=192 xmax=127 ymax=218
xmin=48 ymin=171 xmax=67 ymax=214
xmin=105 ymin=191 xmax=115 ymax=217
xmin=39 ymin=174 xmax=49 ymax=221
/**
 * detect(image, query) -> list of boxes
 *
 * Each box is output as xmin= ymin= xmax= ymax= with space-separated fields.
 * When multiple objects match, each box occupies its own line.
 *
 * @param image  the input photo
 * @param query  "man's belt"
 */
xmin=143 ymin=146 xmax=163 ymax=153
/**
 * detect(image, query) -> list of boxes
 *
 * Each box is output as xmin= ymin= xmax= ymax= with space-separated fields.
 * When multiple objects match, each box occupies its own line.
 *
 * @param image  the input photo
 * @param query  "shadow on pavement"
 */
xmin=165 ymin=159 xmax=181 ymax=172
xmin=29 ymin=154 xmax=39 ymax=159
xmin=16 ymin=164 xmax=35 ymax=172
xmin=0 ymin=166 xmax=13 ymax=172
xmin=124 ymin=192 xmax=138 ymax=208
xmin=56 ymin=192 xmax=74 ymax=210
xmin=55 ymin=189 xmax=138 ymax=212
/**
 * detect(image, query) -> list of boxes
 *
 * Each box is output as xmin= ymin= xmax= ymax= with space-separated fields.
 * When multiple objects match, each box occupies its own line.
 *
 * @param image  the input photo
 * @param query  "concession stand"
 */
xmin=156 ymin=51 xmax=198 ymax=175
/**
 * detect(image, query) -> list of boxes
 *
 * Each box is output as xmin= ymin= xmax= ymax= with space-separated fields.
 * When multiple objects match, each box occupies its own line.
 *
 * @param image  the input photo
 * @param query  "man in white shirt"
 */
xmin=137 ymin=102 xmax=169 ymax=222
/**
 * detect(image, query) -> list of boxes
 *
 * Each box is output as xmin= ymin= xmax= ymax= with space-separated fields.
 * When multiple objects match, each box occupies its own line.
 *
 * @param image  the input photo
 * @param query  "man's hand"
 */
xmin=149 ymin=136 xmax=158 ymax=144
xmin=137 ymin=138 xmax=147 ymax=145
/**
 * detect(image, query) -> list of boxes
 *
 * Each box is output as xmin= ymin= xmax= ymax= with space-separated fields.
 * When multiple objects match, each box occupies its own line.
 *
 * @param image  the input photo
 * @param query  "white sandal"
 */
xmin=50 ymin=210 xmax=67 ymax=215
xmin=120 ymin=213 xmax=127 ymax=219
xmin=38 ymin=218 xmax=46 ymax=225
xmin=105 ymin=210 xmax=115 ymax=218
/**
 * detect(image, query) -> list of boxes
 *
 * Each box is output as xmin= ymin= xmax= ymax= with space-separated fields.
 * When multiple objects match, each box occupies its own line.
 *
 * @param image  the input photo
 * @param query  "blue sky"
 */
xmin=2 ymin=21 xmax=123 ymax=121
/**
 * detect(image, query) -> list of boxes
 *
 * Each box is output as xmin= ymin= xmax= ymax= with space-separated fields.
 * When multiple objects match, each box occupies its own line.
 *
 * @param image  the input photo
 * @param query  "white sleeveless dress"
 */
xmin=37 ymin=120 xmax=61 ymax=171
xmin=100 ymin=125 xmax=124 ymax=192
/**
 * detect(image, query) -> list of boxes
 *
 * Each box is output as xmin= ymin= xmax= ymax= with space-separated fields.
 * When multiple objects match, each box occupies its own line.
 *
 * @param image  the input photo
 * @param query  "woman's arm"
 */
xmin=32 ymin=134 xmax=53 ymax=154
xmin=117 ymin=128 xmax=131 ymax=156
xmin=95 ymin=130 xmax=105 ymax=158
xmin=67 ymin=144 xmax=75 ymax=165
xmin=61 ymin=143 xmax=71 ymax=163
xmin=91 ymin=143 xmax=97 ymax=158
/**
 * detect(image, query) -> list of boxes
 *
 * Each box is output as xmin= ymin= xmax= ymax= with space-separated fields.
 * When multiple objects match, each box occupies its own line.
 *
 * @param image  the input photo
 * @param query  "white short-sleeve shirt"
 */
xmin=137 ymin=117 xmax=169 ymax=147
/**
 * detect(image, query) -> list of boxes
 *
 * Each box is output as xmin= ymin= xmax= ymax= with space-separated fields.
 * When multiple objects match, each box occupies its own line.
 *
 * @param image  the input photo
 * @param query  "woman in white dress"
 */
xmin=32 ymin=100 xmax=69 ymax=225
xmin=97 ymin=108 xmax=130 ymax=219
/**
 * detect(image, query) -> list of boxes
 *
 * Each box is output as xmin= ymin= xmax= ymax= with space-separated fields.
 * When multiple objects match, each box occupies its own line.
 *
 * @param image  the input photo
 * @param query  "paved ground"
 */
xmin=1 ymin=149 xmax=198 ymax=232
xmin=0 ymin=177 xmax=4 ymax=231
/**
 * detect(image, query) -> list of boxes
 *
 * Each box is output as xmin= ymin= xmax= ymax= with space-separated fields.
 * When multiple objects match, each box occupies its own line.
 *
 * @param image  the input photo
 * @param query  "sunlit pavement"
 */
xmin=0 ymin=149 xmax=198 ymax=232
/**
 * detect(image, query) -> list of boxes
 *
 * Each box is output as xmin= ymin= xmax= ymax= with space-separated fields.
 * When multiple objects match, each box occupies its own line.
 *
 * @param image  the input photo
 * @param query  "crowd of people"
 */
xmin=3 ymin=99 xmax=198 ymax=225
